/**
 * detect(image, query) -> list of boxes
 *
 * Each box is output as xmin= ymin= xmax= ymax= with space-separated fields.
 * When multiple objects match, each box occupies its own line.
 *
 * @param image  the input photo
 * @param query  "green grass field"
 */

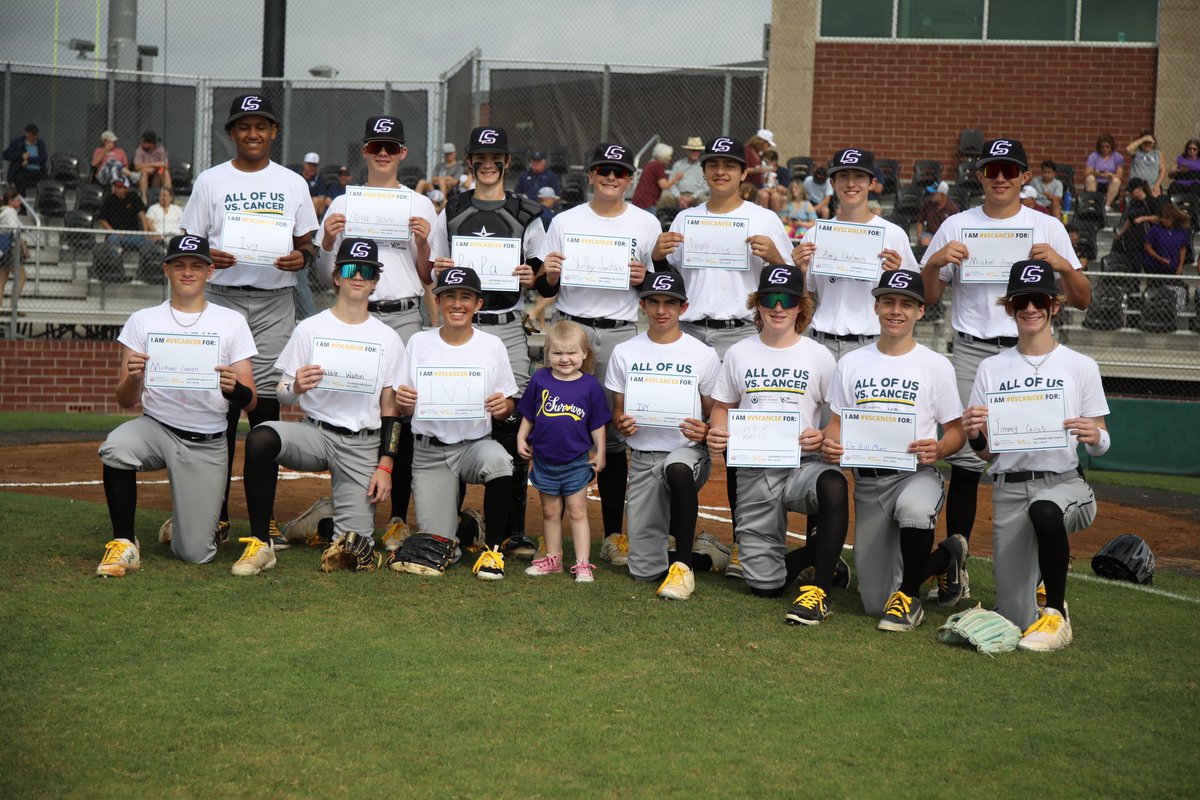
xmin=2 ymin=491 xmax=1197 ymax=798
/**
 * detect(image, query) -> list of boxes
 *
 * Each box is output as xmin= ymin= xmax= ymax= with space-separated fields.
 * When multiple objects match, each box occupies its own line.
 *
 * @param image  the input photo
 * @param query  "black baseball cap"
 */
xmin=362 ymin=115 xmax=404 ymax=144
xmin=699 ymin=136 xmax=747 ymax=166
xmin=828 ymin=147 xmax=876 ymax=177
xmin=530 ymin=150 xmax=547 ymax=160
xmin=335 ymin=238 xmax=383 ymax=270
xmin=638 ymin=269 xmax=687 ymax=302
xmin=433 ymin=266 xmax=483 ymax=296
xmin=164 ymin=234 xmax=213 ymax=265
xmin=871 ymin=270 xmax=925 ymax=304
xmin=24 ymin=122 xmax=38 ymax=134
xmin=757 ymin=264 xmax=804 ymax=297
xmin=467 ymin=126 xmax=510 ymax=155
xmin=587 ymin=143 xmax=635 ymax=172
xmin=225 ymin=94 xmax=278 ymax=129
xmin=1004 ymin=259 xmax=1058 ymax=298
xmin=976 ymin=138 xmax=1029 ymax=171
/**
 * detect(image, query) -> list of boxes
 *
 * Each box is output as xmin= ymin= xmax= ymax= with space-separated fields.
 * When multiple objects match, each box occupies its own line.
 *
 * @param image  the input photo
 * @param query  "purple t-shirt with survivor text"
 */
xmin=517 ymin=368 xmax=612 ymax=464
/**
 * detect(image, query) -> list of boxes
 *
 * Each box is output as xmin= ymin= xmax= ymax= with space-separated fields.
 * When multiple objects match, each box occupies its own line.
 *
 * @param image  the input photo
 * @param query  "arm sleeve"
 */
xmin=429 ymin=209 xmax=450 ymax=261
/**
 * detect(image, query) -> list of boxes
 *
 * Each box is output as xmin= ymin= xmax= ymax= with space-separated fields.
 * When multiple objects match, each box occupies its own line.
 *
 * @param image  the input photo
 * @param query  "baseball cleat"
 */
xmin=215 ymin=520 xmax=231 ymax=546
xmin=231 ymin=537 xmax=276 ymax=576
xmin=96 ymin=538 xmax=141 ymax=577
xmin=693 ymin=532 xmax=732 ymax=572
xmin=571 ymin=561 xmax=595 ymax=583
xmin=786 ymin=585 xmax=831 ymax=626
xmin=158 ymin=518 xmax=173 ymax=544
xmin=502 ymin=535 xmax=538 ymax=559
xmin=935 ymin=534 xmax=969 ymax=607
xmin=284 ymin=497 xmax=334 ymax=545
xmin=472 ymin=546 xmax=505 ymax=581
xmin=724 ymin=545 xmax=744 ymax=580
xmin=456 ymin=509 xmax=486 ymax=553
xmin=1018 ymin=607 xmax=1072 ymax=652
xmin=600 ymin=534 xmax=629 ymax=566
xmin=1036 ymin=581 xmax=1047 ymax=609
xmin=379 ymin=517 xmax=410 ymax=552
xmin=525 ymin=554 xmax=564 ymax=576
xmin=833 ymin=556 xmax=851 ymax=589
xmin=878 ymin=591 xmax=924 ymax=632
xmin=267 ymin=517 xmax=289 ymax=551
xmin=657 ymin=561 xmax=695 ymax=600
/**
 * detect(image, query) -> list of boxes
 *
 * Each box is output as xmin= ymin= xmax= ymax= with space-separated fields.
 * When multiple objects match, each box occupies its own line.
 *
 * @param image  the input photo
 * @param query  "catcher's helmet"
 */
xmin=1091 ymin=534 xmax=1155 ymax=585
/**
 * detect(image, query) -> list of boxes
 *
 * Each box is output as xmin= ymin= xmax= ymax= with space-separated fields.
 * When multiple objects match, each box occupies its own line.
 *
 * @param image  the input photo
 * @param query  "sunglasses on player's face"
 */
xmin=338 ymin=263 xmax=380 ymax=281
xmin=980 ymin=162 xmax=1022 ymax=180
xmin=758 ymin=292 xmax=801 ymax=309
xmin=364 ymin=141 xmax=403 ymax=156
xmin=594 ymin=165 xmax=631 ymax=179
xmin=1009 ymin=293 xmax=1052 ymax=310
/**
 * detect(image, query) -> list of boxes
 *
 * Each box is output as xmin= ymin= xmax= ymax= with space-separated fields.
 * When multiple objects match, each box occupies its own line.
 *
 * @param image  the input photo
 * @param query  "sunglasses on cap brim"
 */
xmin=758 ymin=292 xmax=802 ymax=309
xmin=980 ymin=162 xmax=1023 ymax=180
xmin=364 ymin=141 xmax=404 ymax=155
xmin=338 ymin=263 xmax=381 ymax=280
xmin=1007 ymin=292 xmax=1053 ymax=310
xmin=593 ymin=165 xmax=631 ymax=179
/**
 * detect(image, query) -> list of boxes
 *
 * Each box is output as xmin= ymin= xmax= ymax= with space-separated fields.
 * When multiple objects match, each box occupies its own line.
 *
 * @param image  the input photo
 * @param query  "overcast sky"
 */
xmin=5 ymin=0 xmax=773 ymax=81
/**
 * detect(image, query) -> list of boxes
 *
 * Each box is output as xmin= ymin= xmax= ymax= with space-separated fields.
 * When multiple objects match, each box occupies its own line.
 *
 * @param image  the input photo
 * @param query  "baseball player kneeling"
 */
xmin=706 ymin=265 xmax=850 ymax=625
xmin=235 ymin=238 xmax=407 ymax=576
xmin=96 ymin=235 xmax=257 ymax=576
xmin=396 ymin=267 xmax=519 ymax=580
xmin=822 ymin=270 xmax=967 ymax=632
xmin=961 ymin=260 xmax=1108 ymax=652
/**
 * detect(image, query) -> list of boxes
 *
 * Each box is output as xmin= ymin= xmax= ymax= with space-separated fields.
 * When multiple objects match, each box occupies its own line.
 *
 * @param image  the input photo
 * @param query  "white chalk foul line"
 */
xmin=0 ymin=471 xmax=331 ymax=489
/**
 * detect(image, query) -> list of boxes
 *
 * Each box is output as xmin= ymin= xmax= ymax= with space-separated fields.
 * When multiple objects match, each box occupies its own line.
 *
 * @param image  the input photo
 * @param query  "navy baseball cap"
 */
xmin=225 ymin=94 xmax=278 ymax=129
xmin=335 ymin=238 xmax=383 ymax=270
xmin=467 ymin=126 xmax=509 ymax=155
xmin=530 ymin=150 xmax=547 ymax=160
xmin=828 ymin=147 xmax=876 ymax=177
xmin=700 ymin=136 xmax=747 ymax=166
xmin=757 ymin=264 xmax=804 ymax=297
xmin=587 ymin=143 xmax=635 ymax=172
xmin=1004 ymin=259 xmax=1058 ymax=298
xmin=433 ymin=266 xmax=483 ymax=296
xmin=164 ymin=234 xmax=213 ymax=265
xmin=362 ymin=115 xmax=404 ymax=144
xmin=871 ymin=269 xmax=925 ymax=304
xmin=638 ymin=269 xmax=687 ymax=302
xmin=976 ymin=138 xmax=1029 ymax=171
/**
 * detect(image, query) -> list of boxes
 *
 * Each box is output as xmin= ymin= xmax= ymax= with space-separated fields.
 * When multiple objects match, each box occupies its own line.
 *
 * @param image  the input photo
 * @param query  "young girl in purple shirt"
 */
xmin=517 ymin=321 xmax=611 ymax=581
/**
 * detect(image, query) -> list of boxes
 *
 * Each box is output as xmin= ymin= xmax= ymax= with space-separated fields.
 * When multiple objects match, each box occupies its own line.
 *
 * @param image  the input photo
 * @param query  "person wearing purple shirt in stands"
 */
xmin=1170 ymin=139 xmax=1200 ymax=192
xmin=1084 ymin=133 xmax=1124 ymax=210
xmin=1142 ymin=202 xmax=1191 ymax=276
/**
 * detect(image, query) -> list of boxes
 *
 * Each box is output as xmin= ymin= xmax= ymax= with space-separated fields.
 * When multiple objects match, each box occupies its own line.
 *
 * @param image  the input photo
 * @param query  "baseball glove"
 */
xmin=320 ymin=531 xmax=381 ymax=573
xmin=388 ymin=532 xmax=457 ymax=576
xmin=937 ymin=604 xmax=1021 ymax=656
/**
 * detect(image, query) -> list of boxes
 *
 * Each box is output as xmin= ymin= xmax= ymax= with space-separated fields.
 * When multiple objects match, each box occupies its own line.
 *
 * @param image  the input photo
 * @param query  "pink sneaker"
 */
xmin=524 ymin=554 xmax=563 ymax=576
xmin=571 ymin=561 xmax=595 ymax=583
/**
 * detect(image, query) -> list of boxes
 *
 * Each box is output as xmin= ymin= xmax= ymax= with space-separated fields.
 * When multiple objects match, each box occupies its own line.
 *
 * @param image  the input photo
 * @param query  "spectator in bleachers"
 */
xmin=1019 ymin=185 xmax=1049 ymax=214
xmin=425 ymin=188 xmax=447 ymax=215
xmin=0 ymin=188 xmax=30 ymax=315
xmin=144 ymin=186 xmax=183 ymax=240
xmin=3 ymin=123 xmax=48 ymax=195
xmin=427 ymin=142 xmax=464 ymax=197
xmin=133 ymin=131 xmax=171 ymax=204
xmin=668 ymin=137 xmax=707 ymax=209
xmin=803 ymin=165 xmax=834 ymax=219
xmin=915 ymin=180 xmax=959 ymax=247
xmin=1142 ymin=201 xmax=1191 ymax=276
xmin=536 ymin=185 xmax=559 ymax=230
xmin=1030 ymin=159 xmax=1064 ymax=219
xmin=632 ymin=143 xmax=682 ymax=210
xmin=1065 ymin=222 xmax=1095 ymax=269
xmin=296 ymin=152 xmax=329 ymax=217
xmin=1112 ymin=178 xmax=1160 ymax=256
xmin=738 ymin=181 xmax=757 ymax=202
xmin=781 ymin=180 xmax=817 ymax=236
xmin=514 ymin=150 xmax=562 ymax=202
xmin=743 ymin=130 xmax=773 ymax=191
xmin=98 ymin=176 xmax=151 ymax=254
xmin=756 ymin=149 xmax=789 ymax=213
xmin=1084 ymin=133 xmax=1123 ymax=210
xmin=1127 ymin=131 xmax=1167 ymax=197
xmin=324 ymin=165 xmax=352 ymax=201
xmin=1170 ymin=139 xmax=1200 ymax=193
xmin=91 ymin=131 xmax=131 ymax=184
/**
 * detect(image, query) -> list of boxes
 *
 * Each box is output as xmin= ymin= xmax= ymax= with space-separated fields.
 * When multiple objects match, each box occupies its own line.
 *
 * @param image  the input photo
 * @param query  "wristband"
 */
xmin=1084 ymin=428 xmax=1110 ymax=457
xmin=380 ymin=416 xmax=401 ymax=459
xmin=301 ymin=247 xmax=316 ymax=271
xmin=375 ymin=464 xmax=392 ymax=474
xmin=277 ymin=379 xmax=300 ymax=405
xmin=222 ymin=380 xmax=253 ymax=410
xmin=968 ymin=432 xmax=988 ymax=452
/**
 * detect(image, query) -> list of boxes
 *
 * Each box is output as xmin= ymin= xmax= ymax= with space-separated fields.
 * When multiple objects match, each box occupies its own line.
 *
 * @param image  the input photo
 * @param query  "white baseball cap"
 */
xmin=303 ymin=152 xmax=319 ymax=164
xmin=755 ymin=128 xmax=777 ymax=148
xmin=1020 ymin=185 xmax=1038 ymax=199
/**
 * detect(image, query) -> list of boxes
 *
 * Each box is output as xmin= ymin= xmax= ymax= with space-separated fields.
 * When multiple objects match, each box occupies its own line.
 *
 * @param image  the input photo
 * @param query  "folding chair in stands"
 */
xmin=955 ymin=160 xmax=982 ymax=197
xmin=75 ymin=183 xmax=104 ymax=213
xmin=894 ymin=185 xmax=924 ymax=216
xmin=947 ymin=186 xmax=970 ymax=210
xmin=957 ymin=129 xmax=984 ymax=161
xmin=35 ymin=179 xmax=68 ymax=219
xmin=398 ymin=165 xmax=423 ymax=189
xmin=876 ymin=159 xmax=900 ymax=199
xmin=1056 ymin=163 xmax=1076 ymax=207
xmin=61 ymin=210 xmax=96 ymax=275
xmin=509 ymin=148 xmax=528 ymax=175
xmin=548 ymin=147 xmax=570 ymax=177
xmin=1171 ymin=193 xmax=1200 ymax=232
xmin=787 ymin=156 xmax=814 ymax=183
xmin=51 ymin=154 xmax=81 ymax=190
xmin=169 ymin=161 xmax=193 ymax=195
xmin=1073 ymin=191 xmax=1106 ymax=225
xmin=911 ymin=160 xmax=943 ymax=190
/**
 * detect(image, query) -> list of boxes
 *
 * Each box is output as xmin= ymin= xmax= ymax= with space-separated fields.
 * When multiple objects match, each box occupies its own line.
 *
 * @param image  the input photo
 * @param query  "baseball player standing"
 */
xmin=822 ymin=270 xmax=967 ymax=631
xmin=96 ymin=235 xmax=257 ymax=576
xmin=233 ymin=238 xmax=406 ymax=575
xmin=919 ymin=138 xmax=1089 ymax=603
xmin=179 ymin=93 xmax=319 ymax=547
xmin=536 ymin=142 xmax=662 ymax=565
xmin=961 ymin=259 xmax=1108 ymax=651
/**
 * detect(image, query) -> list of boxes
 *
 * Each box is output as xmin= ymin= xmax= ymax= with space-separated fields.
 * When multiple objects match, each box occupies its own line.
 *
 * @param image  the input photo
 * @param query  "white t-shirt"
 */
xmin=429 ymin=204 xmax=546 ymax=313
xmin=536 ymin=202 xmax=661 ymax=322
xmin=145 ymin=203 xmax=184 ymax=238
xmin=970 ymin=344 xmax=1108 ymax=474
xmin=405 ymin=327 xmax=518 ymax=443
xmin=829 ymin=342 xmax=963 ymax=442
xmin=317 ymin=187 xmax=436 ymax=302
xmin=275 ymin=309 xmax=407 ymax=432
xmin=118 ymin=301 xmax=257 ymax=434
xmin=712 ymin=335 xmax=836 ymax=430
xmin=922 ymin=205 xmax=1081 ymax=339
xmin=605 ymin=331 xmax=721 ymax=453
xmin=180 ymin=160 xmax=319 ymax=290
xmin=806 ymin=214 xmax=919 ymax=336
xmin=665 ymin=200 xmax=795 ymax=322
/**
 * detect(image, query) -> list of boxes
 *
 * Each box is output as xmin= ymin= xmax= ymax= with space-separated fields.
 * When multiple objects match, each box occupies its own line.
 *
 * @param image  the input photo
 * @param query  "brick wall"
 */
xmin=807 ymin=43 xmax=1159 ymax=186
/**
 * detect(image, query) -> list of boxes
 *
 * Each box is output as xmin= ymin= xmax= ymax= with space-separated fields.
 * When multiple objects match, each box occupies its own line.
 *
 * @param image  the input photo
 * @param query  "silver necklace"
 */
xmin=169 ymin=301 xmax=206 ymax=328
xmin=1017 ymin=341 xmax=1057 ymax=375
